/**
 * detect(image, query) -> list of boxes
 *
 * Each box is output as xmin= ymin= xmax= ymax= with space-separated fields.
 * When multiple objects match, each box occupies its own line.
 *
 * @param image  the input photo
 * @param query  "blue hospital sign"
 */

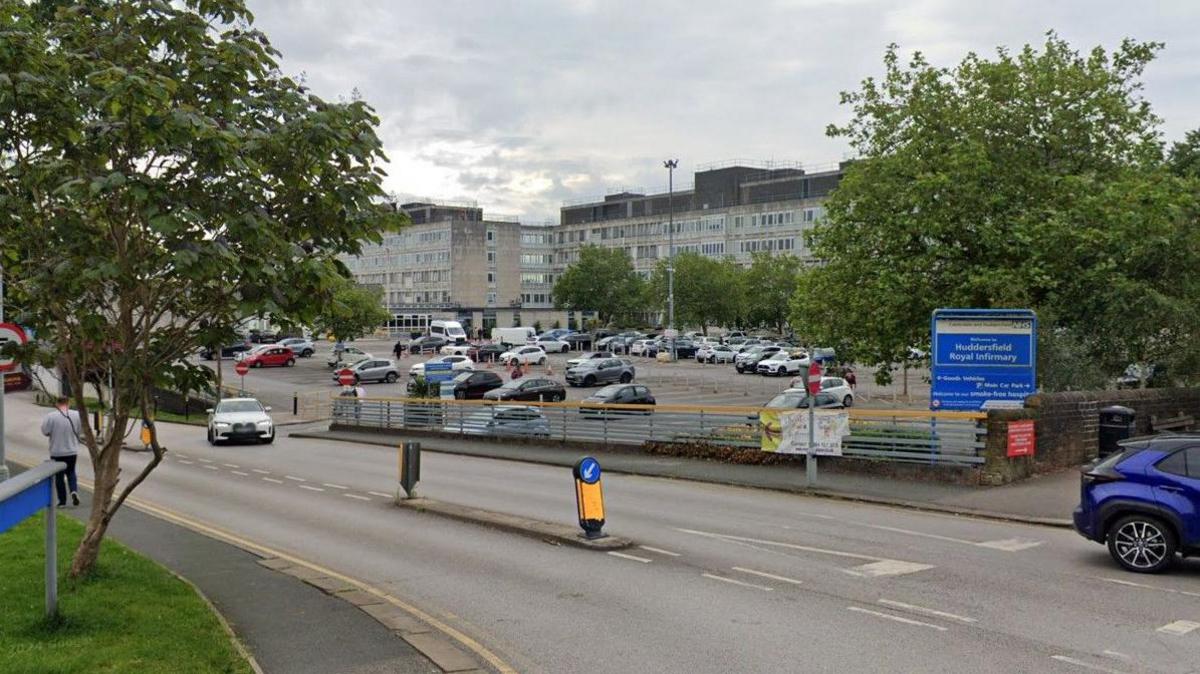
xmin=930 ymin=309 xmax=1037 ymax=411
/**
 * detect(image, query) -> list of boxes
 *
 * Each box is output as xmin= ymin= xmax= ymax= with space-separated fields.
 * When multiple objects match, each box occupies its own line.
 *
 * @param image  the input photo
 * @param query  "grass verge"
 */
xmin=0 ymin=512 xmax=252 ymax=674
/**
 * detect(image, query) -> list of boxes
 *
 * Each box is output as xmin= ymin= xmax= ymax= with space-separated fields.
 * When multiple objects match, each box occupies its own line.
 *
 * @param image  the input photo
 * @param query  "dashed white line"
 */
xmin=878 ymin=599 xmax=976 ymax=624
xmin=367 ymin=491 xmax=393 ymax=499
xmin=344 ymin=494 xmax=371 ymax=501
xmin=975 ymin=538 xmax=1043 ymax=552
xmin=262 ymin=477 xmax=284 ymax=484
xmin=222 ymin=463 xmax=240 ymax=469
xmin=174 ymin=453 xmax=189 ymax=459
xmin=322 ymin=483 xmax=348 ymax=490
xmin=845 ymin=560 xmax=935 ymax=578
xmin=297 ymin=484 xmax=324 ymax=492
xmin=1157 ymin=620 xmax=1200 ymax=636
xmin=1050 ymin=655 xmax=1128 ymax=673
xmin=1095 ymin=576 xmax=1200 ymax=599
xmin=178 ymin=459 xmax=194 ymax=465
xmin=846 ymin=606 xmax=948 ymax=631
xmin=251 ymin=469 xmax=271 ymax=475
xmin=639 ymin=545 xmax=680 ymax=557
xmin=676 ymin=528 xmax=876 ymax=560
xmin=231 ymin=470 xmax=250 ymax=477
xmin=202 ymin=465 xmax=219 ymax=471
xmin=701 ymin=573 xmax=773 ymax=592
xmin=731 ymin=567 xmax=803 ymax=586
xmin=606 ymin=551 xmax=652 ymax=564
xmin=284 ymin=475 xmax=306 ymax=482
xmin=197 ymin=458 xmax=213 ymax=463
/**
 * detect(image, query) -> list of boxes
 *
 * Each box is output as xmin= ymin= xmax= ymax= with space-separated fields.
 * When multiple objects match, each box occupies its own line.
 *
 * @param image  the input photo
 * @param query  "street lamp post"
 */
xmin=663 ymin=159 xmax=677 ymax=361
xmin=0 ymin=263 xmax=8 ymax=482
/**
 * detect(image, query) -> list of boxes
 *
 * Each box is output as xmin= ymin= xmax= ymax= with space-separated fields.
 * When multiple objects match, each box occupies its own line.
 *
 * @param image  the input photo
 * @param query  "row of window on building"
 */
xmin=388 ymin=290 xmax=451 ymax=305
xmin=739 ymin=237 xmax=797 ymax=253
xmin=521 ymin=272 xmax=556 ymax=286
xmin=520 ymin=253 xmax=555 ymax=266
xmin=520 ymin=292 xmax=552 ymax=305
xmin=379 ymin=229 xmax=448 ymax=248
xmin=351 ymin=250 xmax=451 ymax=269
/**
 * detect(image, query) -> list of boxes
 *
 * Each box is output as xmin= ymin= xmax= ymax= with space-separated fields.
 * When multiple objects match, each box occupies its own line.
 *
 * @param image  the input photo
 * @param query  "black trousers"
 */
xmin=54 ymin=454 xmax=79 ymax=505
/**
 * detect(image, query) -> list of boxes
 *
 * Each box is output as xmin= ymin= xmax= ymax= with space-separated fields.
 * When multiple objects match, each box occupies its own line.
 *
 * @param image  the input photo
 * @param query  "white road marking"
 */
xmin=639 ymin=546 xmax=680 ymax=557
xmin=1095 ymin=576 xmax=1200 ymax=599
xmin=202 ymin=465 xmax=219 ymax=471
xmin=231 ymin=470 xmax=250 ymax=477
xmin=251 ymin=469 xmax=271 ymax=475
xmin=701 ymin=573 xmax=773 ymax=592
xmin=174 ymin=453 xmax=189 ymax=459
xmin=367 ymin=491 xmax=393 ymax=499
xmin=1102 ymin=651 xmax=1131 ymax=661
xmin=178 ymin=459 xmax=194 ymax=465
xmin=1050 ymin=655 xmax=1128 ymax=673
xmin=731 ymin=567 xmax=803 ymax=586
xmin=262 ymin=477 xmax=284 ymax=484
xmin=607 ymin=551 xmax=653 ymax=564
xmin=298 ymin=484 xmax=324 ymax=492
xmin=975 ymin=538 xmax=1043 ymax=552
xmin=222 ymin=463 xmax=240 ymax=469
xmin=677 ymin=528 xmax=875 ymax=560
xmin=197 ymin=458 xmax=213 ymax=463
xmin=322 ymin=483 xmax=348 ymax=490
xmin=846 ymin=606 xmax=947 ymax=631
xmin=845 ymin=560 xmax=936 ymax=578
xmin=1157 ymin=620 xmax=1200 ymax=636
xmin=878 ymin=599 xmax=976 ymax=624
xmin=344 ymin=494 xmax=371 ymax=501
xmin=284 ymin=475 xmax=306 ymax=482
xmin=858 ymin=523 xmax=977 ymax=546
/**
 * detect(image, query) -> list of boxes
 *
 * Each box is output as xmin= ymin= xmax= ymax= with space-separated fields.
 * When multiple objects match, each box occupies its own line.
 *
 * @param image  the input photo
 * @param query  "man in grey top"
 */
xmin=41 ymin=396 xmax=81 ymax=508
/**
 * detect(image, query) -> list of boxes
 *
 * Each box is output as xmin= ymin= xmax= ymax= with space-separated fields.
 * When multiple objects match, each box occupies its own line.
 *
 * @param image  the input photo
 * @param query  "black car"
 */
xmin=200 ymin=343 xmax=252 ymax=360
xmin=444 ymin=370 xmax=504 ymax=399
xmin=247 ymin=329 xmax=279 ymax=344
xmin=736 ymin=351 xmax=773 ymax=374
xmin=408 ymin=335 xmax=448 ymax=354
xmin=581 ymin=384 xmax=656 ymax=416
xmin=482 ymin=377 xmax=566 ymax=402
xmin=474 ymin=343 xmax=506 ymax=363
xmin=563 ymin=333 xmax=594 ymax=349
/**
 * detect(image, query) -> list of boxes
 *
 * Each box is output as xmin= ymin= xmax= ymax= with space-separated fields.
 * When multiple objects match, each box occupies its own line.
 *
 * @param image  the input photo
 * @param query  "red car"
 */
xmin=240 ymin=345 xmax=296 ymax=368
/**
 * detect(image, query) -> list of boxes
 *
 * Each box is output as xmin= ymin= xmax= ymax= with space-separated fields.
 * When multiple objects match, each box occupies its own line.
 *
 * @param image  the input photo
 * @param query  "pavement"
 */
xmin=295 ymin=428 xmax=1081 ymax=526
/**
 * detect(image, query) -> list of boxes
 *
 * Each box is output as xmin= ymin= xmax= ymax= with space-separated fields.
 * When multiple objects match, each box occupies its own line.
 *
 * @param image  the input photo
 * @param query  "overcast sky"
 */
xmin=248 ymin=0 xmax=1200 ymax=224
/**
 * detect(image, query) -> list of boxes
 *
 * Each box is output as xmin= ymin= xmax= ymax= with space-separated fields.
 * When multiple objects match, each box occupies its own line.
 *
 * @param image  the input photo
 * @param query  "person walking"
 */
xmin=392 ymin=339 xmax=405 ymax=360
xmin=41 ymin=396 xmax=81 ymax=508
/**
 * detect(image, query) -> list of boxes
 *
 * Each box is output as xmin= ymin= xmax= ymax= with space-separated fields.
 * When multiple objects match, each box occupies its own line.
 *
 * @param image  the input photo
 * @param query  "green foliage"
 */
xmin=0 ymin=0 xmax=403 ymax=572
xmin=743 ymin=252 xmax=800 ymax=335
xmin=406 ymin=376 xmax=438 ymax=399
xmin=533 ymin=320 xmax=543 ymax=334
xmin=649 ymin=253 xmax=742 ymax=333
xmin=552 ymin=245 xmax=646 ymax=324
xmin=311 ymin=277 xmax=391 ymax=342
xmin=793 ymin=34 xmax=1200 ymax=386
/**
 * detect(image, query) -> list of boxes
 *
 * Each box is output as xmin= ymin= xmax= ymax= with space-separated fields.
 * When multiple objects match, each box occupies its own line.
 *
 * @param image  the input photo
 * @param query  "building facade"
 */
xmin=343 ymin=161 xmax=845 ymax=335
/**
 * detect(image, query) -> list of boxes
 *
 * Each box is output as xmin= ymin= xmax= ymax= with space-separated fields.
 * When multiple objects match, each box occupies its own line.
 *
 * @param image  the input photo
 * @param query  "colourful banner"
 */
xmin=767 ymin=410 xmax=850 ymax=456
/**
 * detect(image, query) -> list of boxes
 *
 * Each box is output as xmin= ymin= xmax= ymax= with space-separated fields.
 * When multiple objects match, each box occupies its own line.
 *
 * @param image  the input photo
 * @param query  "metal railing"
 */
xmin=330 ymin=397 xmax=988 ymax=466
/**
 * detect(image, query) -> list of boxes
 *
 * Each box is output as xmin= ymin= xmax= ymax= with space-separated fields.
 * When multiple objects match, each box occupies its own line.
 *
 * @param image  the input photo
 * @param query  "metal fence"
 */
xmin=331 ymin=397 xmax=988 ymax=466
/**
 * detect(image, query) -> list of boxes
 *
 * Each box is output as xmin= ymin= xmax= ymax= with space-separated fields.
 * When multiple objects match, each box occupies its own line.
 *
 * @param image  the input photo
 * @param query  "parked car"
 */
xmin=756 ymin=351 xmax=810 ymax=377
xmin=534 ymin=336 xmax=572 ymax=353
xmin=448 ymin=405 xmax=550 ymax=438
xmin=327 ymin=346 xmax=371 ymax=368
xmin=247 ymin=329 xmax=279 ymax=344
xmin=580 ymin=384 xmax=656 ymax=416
xmin=723 ymin=331 xmax=747 ymax=343
xmin=540 ymin=328 xmax=576 ymax=341
xmin=482 ymin=377 xmax=566 ymax=402
xmin=335 ymin=358 xmax=400 ymax=384
xmin=409 ymin=355 xmax=475 ymax=377
xmin=763 ymin=389 xmax=845 ymax=410
xmin=440 ymin=343 xmax=476 ymax=357
xmin=408 ymin=335 xmax=449 ymax=354
xmin=811 ymin=347 xmax=838 ymax=365
xmin=1074 ymin=436 xmax=1200 ymax=573
xmin=499 ymin=345 xmax=547 ymax=366
xmin=697 ymin=344 xmax=737 ymax=364
xmin=563 ymin=333 xmax=594 ymax=349
xmin=647 ymin=339 xmax=698 ymax=359
xmin=200 ymin=343 xmax=252 ymax=360
xmin=736 ymin=347 xmax=782 ymax=373
xmin=443 ymin=370 xmax=504 ymax=399
xmin=206 ymin=397 xmax=274 ymax=445
xmin=566 ymin=351 xmax=613 ymax=368
xmin=278 ymin=337 xmax=315 ymax=358
xmin=566 ymin=357 xmax=636 ymax=387
xmin=240 ymin=345 xmax=296 ymax=368
xmin=475 ymin=343 xmax=506 ymax=363
xmin=629 ymin=339 xmax=652 ymax=357
xmin=788 ymin=376 xmax=855 ymax=407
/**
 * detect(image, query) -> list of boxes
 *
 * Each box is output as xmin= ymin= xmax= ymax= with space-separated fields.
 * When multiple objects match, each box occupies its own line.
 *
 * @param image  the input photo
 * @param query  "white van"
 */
xmin=491 ymin=326 xmax=535 ymax=347
xmin=431 ymin=320 xmax=468 ymax=344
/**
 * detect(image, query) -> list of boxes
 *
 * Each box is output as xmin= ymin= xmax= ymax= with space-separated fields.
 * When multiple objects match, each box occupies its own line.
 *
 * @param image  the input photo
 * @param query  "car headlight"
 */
xmin=215 ymin=422 xmax=231 ymax=428
xmin=256 ymin=420 xmax=272 ymax=428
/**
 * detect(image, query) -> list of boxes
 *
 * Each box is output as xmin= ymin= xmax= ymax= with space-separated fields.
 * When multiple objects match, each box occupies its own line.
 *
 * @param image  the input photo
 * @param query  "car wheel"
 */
xmin=843 ymin=395 xmax=854 ymax=408
xmin=207 ymin=428 xmax=216 ymax=445
xmin=261 ymin=432 xmax=275 ymax=445
xmin=286 ymin=358 xmax=296 ymax=367
xmin=385 ymin=372 xmax=398 ymax=383
xmin=584 ymin=375 xmax=596 ymax=387
xmin=510 ymin=359 xmax=520 ymax=368
xmin=1107 ymin=514 xmax=1176 ymax=573
xmin=619 ymin=373 xmax=632 ymax=383
xmin=454 ymin=389 xmax=466 ymax=399
xmin=303 ymin=349 xmax=314 ymax=357
xmin=539 ymin=356 xmax=547 ymax=365
xmin=252 ymin=360 xmax=262 ymax=368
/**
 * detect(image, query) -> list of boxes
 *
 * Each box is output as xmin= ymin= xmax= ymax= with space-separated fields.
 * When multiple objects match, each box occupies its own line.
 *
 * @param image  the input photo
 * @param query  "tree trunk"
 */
xmin=69 ymin=437 xmax=122 ymax=577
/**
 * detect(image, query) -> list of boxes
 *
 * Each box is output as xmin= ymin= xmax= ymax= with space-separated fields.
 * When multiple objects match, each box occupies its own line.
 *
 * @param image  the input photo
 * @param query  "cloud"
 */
xmin=247 ymin=0 xmax=1200 ymax=222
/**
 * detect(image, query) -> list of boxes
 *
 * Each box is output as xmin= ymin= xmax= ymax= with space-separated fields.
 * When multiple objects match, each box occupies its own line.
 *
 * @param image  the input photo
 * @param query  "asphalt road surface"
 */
xmin=8 ymin=393 xmax=1197 ymax=673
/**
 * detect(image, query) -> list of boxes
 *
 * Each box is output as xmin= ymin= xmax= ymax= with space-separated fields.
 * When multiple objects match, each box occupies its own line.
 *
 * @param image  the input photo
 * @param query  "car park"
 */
xmin=409 ymin=355 xmax=475 ymax=377
xmin=580 ymin=384 xmax=656 ymax=416
xmin=534 ymin=336 xmax=572 ymax=353
xmin=408 ymin=335 xmax=449 ymax=354
xmin=448 ymin=405 xmax=551 ymax=438
xmin=566 ymin=357 xmax=636 ymax=387
xmin=240 ymin=345 xmax=296 ymax=368
xmin=756 ymin=351 xmax=810 ymax=377
xmin=499 ymin=345 xmax=547 ymax=366
xmin=334 ymin=358 xmax=400 ymax=384
xmin=200 ymin=343 xmax=252 ymax=360
xmin=206 ymin=397 xmax=274 ymax=445
xmin=566 ymin=351 xmax=613 ymax=368
xmin=443 ymin=370 xmax=504 ymax=399
xmin=482 ymin=377 xmax=565 ymax=402
xmin=279 ymin=337 xmax=315 ymax=357
xmin=1074 ymin=436 xmax=1200 ymax=573
xmin=327 ymin=346 xmax=371 ymax=368
xmin=697 ymin=344 xmax=737 ymax=364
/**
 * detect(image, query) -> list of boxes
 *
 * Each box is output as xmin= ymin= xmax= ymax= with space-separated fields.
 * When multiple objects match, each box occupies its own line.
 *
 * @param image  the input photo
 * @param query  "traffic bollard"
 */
xmin=397 ymin=441 xmax=420 ymax=499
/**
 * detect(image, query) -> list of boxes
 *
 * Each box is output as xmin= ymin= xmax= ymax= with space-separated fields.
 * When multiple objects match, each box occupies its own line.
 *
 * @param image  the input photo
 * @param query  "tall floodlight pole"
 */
xmin=663 ymin=159 xmax=677 ymax=361
xmin=0 ymin=263 xmax=8 ymax=482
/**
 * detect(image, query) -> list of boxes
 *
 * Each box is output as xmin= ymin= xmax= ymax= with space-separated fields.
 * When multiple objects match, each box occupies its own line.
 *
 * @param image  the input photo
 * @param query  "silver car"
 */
xmin=207 ymin=398 xmax=274 ymax=445
xmin=332 ymin=358 xmax=400 ymax=384
xmin=446 ymin=406 xmax=551 ymax=438
xmin=279 ymin=337 xmax=315 ymax=357
xmin=565 ymin=357 xmax=635 ymax=387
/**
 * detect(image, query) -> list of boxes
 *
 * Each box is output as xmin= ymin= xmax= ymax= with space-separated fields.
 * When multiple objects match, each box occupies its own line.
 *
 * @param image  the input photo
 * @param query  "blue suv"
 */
xmin=1074 ymin=436 xmax=1200 ymax=573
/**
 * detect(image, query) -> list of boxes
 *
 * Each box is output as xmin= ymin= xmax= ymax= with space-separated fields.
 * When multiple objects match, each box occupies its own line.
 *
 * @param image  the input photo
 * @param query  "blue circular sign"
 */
xmin=576 ymin=457 xmax=601 ymax=484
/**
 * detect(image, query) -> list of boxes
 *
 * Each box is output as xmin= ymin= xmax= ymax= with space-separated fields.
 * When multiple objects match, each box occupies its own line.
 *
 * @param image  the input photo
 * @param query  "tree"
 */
xmin=792 ymin=34 xmax=1200 ymax=386
xmin=311 ymin=278 xmax=392 ymax=342
xmin=553 ymin=245 xmax=645 ymax=325
xmin=0 ymin=0 xmax=404 ymax=576
xmin=649 ymin=253 xmax=741 ymax=334
xmin=743 ymin=253 xmax=800 ymax=335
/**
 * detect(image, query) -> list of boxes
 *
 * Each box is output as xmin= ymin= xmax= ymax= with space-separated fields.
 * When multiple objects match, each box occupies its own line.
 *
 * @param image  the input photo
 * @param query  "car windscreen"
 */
xmin=452 ymin=371 xmax=473 ymax=383
xmin=766 ymin=392 xmax=805 ymax=408
xmin=594 ymin=385 xmax=623 ymax=398
xmin=216 ymin=400 xmax=262 ymax=413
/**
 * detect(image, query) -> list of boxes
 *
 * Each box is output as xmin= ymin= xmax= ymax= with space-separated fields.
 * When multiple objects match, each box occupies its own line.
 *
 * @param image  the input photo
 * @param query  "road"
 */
xmin=7 ymin=392 xmax=1198 ymax=673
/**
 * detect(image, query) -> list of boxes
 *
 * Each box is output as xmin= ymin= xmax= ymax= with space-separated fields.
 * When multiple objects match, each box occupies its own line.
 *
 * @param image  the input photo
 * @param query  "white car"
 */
xmin=534 ymin=337 xmax=571 ymax=353
xmin=499 ymin=345 xmax=547 ymax=366
xmin=735 ymin=345 xmax=781 ymax=365
xmin=629 ymin=340 xmax=652 ymax=356
xmin=327 ymin=346 xmax=371 ymax=368
xmin=278 ymin=337 xmax=316 ymax=357
xmin=784 ymin=375 xmax=855 ymax=407
xmin=757 ymin=351 xmax=810 ymax=376
xmin=206 ymin=397 xmax=274 ymax=445
xmin=440 ymin=344 xmax=475 ymax=356
xmin=696 ymin=344 xmax=737 ymax=364
xmin=409 ymin=355 xmax=475 ymax=377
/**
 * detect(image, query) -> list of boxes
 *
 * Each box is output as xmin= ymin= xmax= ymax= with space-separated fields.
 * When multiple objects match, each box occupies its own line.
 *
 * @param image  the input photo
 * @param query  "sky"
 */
xmin=247 ymin=0 xmax=1200 ymax=224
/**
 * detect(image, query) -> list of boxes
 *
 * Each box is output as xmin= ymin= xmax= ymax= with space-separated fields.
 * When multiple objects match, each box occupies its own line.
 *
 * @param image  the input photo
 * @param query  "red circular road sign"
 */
xmin=0 ymin=322 xmax=28 ymax=373
xmin=337 ymin=368 xmax=356 ymax=386
xmin=807 ymin=361 xmax=823 ymax=396
xmin=234 ymin=360 xmax=250 ymax=377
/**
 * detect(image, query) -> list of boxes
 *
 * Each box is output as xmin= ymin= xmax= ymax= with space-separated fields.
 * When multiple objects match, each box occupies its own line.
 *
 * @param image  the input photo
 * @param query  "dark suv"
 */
xmin=1073 ymin=435 xmax=1200 ymax=573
